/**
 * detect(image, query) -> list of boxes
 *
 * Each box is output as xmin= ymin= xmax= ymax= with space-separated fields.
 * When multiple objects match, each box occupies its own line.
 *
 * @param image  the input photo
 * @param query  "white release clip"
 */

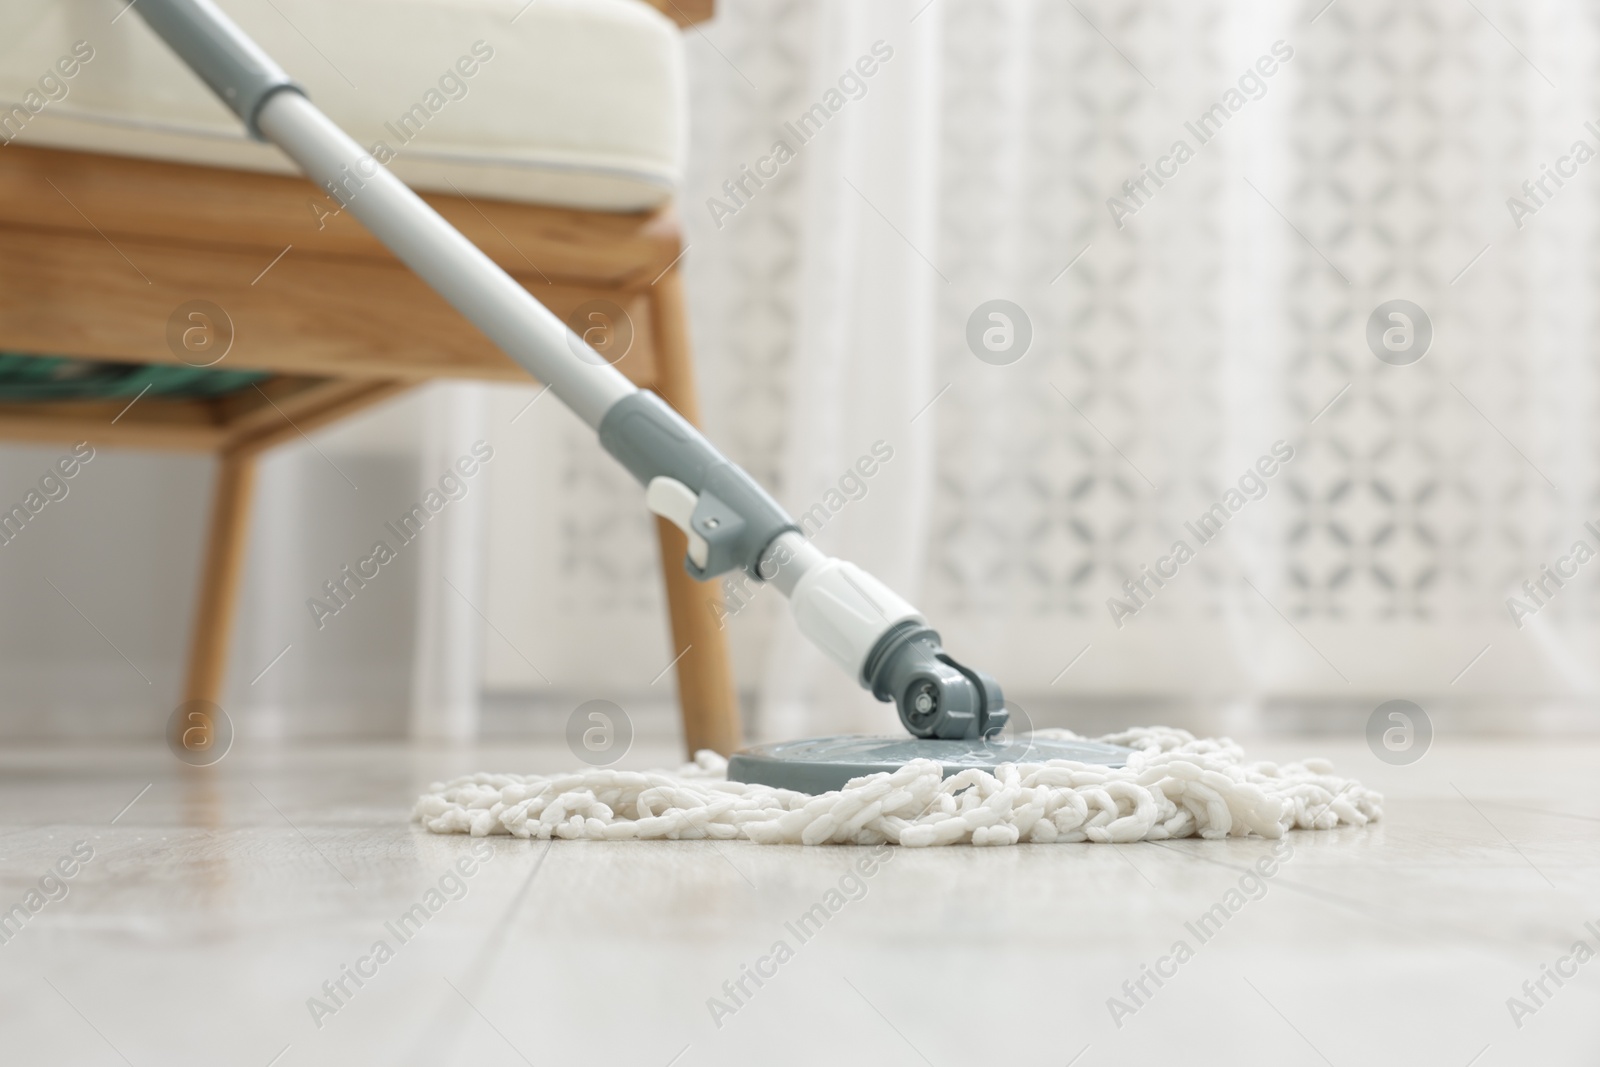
xmin=645 ymin=476 xmax=710 ymax=569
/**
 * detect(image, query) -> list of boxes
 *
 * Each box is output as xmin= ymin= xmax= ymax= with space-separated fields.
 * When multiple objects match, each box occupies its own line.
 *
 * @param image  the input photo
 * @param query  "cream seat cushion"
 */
xmin=0 ymin=0 xmax=684 ymax=211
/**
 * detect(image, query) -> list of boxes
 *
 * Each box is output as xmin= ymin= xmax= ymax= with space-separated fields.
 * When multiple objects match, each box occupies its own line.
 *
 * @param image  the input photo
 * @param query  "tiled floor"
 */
xmin=0 ymin=734 xmax=1595 ymax=1066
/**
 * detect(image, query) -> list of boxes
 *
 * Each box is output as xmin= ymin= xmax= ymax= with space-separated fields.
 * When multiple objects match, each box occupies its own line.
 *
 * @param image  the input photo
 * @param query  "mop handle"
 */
xmin=134 ymin=0 xmax=1007 ymax=740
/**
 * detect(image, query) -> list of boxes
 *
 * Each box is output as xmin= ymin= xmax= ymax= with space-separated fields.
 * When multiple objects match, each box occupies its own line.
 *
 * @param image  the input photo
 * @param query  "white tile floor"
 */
xmin=0 ymin=734 xmax=1596 ymax=1066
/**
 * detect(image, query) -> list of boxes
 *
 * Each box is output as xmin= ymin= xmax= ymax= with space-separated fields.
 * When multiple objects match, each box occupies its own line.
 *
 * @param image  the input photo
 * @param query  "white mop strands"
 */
xmin=413 ymin=727 xmax=1382 ymax=846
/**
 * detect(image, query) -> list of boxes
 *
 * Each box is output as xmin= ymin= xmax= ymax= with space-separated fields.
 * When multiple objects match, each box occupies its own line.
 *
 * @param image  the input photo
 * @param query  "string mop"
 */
xmin=412 ymin=727 xmax=1381 ymax=846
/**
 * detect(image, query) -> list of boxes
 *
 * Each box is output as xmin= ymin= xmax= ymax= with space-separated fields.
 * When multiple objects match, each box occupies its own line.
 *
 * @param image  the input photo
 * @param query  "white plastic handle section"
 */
xmin=254 ymin=91 xmax=636 ymax=430
xmin=787 ymin=557 xmax=924 ymax=680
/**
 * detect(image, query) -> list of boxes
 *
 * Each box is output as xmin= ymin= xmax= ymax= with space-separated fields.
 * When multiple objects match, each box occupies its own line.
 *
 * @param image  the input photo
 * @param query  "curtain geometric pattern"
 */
xmin=528 ymin=0 xmax=1597 ymax=719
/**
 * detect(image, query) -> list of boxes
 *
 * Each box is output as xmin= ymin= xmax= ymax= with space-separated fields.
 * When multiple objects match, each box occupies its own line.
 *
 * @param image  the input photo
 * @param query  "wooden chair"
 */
xmin=0 ymin=0 xmax=738 ymax=755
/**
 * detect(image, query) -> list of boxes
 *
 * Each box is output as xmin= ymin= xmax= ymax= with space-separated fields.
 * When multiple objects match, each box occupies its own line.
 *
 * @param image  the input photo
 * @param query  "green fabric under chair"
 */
xmin=0 ymin=353 xmax=269 ymax=403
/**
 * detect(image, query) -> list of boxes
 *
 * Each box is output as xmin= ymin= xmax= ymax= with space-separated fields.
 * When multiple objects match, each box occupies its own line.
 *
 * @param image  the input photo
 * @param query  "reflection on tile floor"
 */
xmin=0 ymin=736 xmax=1595 ymax=1066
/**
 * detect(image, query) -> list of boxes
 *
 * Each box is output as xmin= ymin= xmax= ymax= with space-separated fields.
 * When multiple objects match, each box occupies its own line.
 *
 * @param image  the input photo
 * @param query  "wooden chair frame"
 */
xmin=0 ymin=141 xmax=739 ymax=755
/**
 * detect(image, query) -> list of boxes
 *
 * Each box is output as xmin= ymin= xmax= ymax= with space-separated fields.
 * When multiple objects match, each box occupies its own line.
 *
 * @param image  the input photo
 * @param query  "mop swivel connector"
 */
xmin=862 ymin=621 xmax=1007 ymax=740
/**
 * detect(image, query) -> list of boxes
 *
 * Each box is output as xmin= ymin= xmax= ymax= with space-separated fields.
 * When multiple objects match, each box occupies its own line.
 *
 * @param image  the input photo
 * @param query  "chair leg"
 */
xmin=183 ymin=447 xmax=257 ymax=707
xmin=647 ymin=266 xmax=741 ymax=756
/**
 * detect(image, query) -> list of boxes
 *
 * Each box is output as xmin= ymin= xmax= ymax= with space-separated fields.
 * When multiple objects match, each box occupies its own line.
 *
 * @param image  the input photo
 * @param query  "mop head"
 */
xmin=412 ymin=727 xmax=1381 ymax=846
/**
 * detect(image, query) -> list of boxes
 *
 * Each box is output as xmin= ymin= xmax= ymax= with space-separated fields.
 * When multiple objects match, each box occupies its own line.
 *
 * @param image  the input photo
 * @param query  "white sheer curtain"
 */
xmin=408 ymin=383 xmax=492 ymax=741
xmin=228 ymin=383 xmax=494 ymax=742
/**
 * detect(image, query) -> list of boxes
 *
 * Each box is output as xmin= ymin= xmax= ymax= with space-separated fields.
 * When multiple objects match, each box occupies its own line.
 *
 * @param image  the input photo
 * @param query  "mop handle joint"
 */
xmin=599 ymin=391 xmax=800 ymax=582
xmin=132 ymin=0 xmax=303 ymax=139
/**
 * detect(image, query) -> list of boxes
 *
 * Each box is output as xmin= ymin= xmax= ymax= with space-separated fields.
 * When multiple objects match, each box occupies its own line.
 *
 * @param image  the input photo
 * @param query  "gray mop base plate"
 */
xmin=726 ymin=734 xmax=1136 ymax=795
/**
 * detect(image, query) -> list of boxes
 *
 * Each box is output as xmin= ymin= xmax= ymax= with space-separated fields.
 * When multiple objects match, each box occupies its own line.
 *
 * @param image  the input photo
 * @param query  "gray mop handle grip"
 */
xmin=133 ymin=0 xmax=303 ymax=138
xmin=599 ymin=392 xmax=799 ymax=581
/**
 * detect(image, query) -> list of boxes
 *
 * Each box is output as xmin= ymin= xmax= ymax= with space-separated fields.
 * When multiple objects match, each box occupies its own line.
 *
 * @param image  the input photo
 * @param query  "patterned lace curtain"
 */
xmin=495 ymin=0 xmax=1599 ymax=737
